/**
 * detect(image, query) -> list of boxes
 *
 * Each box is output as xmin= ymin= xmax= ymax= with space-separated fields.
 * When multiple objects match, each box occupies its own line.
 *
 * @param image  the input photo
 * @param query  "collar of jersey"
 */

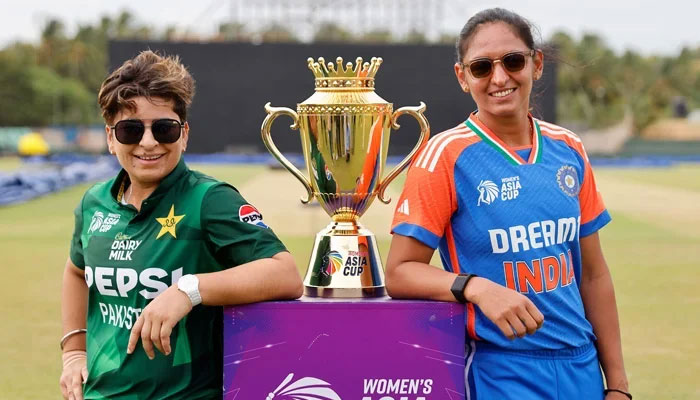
xmin=110 ymin=157 xmax=189 ymax=206
xmin=465 ymin=112 xmax=542 ymax=166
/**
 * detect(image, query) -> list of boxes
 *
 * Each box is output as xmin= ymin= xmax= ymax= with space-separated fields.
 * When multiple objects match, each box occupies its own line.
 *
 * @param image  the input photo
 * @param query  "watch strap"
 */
xmin=178 ymin=275 xmax=202 ymax=306
xmin=451 ymin=273 xmax=477 ymax=303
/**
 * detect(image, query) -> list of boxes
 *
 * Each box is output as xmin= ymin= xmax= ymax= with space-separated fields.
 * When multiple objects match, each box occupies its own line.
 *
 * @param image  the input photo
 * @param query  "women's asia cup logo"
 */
xmin=267 ymin=373 xmax=341 ymax=400
xmin=321 ymin=251 xmax=343 ymax=276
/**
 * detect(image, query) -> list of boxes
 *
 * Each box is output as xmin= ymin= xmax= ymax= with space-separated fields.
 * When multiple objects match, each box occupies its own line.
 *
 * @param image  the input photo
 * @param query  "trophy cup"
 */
xmin=261 ymin=57 xmax=429 ymax=297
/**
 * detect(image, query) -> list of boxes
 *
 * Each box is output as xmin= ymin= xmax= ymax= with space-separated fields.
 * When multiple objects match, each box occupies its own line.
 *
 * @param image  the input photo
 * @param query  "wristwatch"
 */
xmin=177 ymin=274 xmax=202 ymax=306
xmin=450 ymin=273 xmax=477 ymax=303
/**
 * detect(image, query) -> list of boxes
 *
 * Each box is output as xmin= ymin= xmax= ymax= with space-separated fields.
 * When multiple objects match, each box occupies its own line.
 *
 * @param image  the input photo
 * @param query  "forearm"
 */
xmin=61 ymin=260 xmax=88 ymax=352
xmin=197 ymin=251 xmax=303 ymax=306
xmin=386 ymin=260 xmax=460 ymax=301
xmin=580 ymin=270 xmax=628 ymax=391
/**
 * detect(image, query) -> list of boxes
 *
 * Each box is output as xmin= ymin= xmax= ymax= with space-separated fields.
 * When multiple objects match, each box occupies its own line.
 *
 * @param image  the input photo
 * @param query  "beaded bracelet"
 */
xmin=604 ymin=388 xmax=632 ymax=400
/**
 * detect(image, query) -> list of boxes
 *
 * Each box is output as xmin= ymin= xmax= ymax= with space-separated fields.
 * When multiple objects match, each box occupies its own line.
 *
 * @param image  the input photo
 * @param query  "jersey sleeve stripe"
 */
xmin=416 ymin=125 xmax=470 ymax=169
xmin=415 ymin=126 xmax=461 ymax=167
xmin=537 ymin=120 xmax=581 ymax=140
xmin=580 ymin=209 xmax=611 ymax=237
xmin=467 ymin=303 xmax=480 ymax=340
xmin=428 ymin=133 xmax=477 ymax=172
xmin=392 ymin=222 xmax=441 ymax=249
xmin=445 ymin=224 xmax=460 ymax=273
xmin=539 ymin=128 xmax=589 ymax=162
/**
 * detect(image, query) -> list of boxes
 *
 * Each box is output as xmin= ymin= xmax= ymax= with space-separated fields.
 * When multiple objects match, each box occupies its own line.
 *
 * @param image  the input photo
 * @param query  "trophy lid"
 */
xmin=307 ymin=57 xmax=382 ymax=91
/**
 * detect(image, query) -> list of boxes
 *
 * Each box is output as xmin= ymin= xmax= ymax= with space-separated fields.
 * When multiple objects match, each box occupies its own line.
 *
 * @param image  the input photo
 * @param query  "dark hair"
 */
xmin=455 ymin=8 xmax=538 ymax=62
xmin=98 ymin=50 xmax=195 ymax=124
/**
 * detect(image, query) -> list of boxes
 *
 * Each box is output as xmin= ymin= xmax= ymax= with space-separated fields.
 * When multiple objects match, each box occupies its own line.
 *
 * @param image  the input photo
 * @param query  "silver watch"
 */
xmin=177 ymin=274 xmax=202 ymax=306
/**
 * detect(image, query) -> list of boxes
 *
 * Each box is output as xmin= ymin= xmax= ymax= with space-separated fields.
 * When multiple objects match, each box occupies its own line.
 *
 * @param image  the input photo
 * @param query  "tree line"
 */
xmin=0 ymin=11 xmax=697 ymax=132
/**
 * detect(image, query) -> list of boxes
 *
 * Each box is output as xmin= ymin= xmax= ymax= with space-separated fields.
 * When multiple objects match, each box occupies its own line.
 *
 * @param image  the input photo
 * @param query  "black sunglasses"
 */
xmin=110 ymin=119 xmax=184 ymax=145
xmin=462 ymin=50 xmax=535 ymax=79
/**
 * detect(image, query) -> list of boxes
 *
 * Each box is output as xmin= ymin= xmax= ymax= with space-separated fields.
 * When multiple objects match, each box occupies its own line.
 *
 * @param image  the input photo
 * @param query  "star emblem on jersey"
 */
xmin=155 ymin=205 xmax=185 ymax=239
xmin=556 ymin=165 xmax=580 ymax=196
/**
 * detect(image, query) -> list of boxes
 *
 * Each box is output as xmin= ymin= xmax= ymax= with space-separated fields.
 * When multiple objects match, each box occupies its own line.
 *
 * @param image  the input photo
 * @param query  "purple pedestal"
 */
xmin=223 ymin=297 xmax=466 ymax=400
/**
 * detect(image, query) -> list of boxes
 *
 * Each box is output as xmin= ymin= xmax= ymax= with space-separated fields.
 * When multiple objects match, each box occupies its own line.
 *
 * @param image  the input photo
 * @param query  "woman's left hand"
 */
xmin=127 ymin=285 xmax=193 ymax=359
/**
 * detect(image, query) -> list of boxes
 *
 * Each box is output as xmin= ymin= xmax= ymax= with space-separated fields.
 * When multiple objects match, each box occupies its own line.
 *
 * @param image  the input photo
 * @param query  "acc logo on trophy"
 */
xmin=238 ymin=204 xmax=269 ymax=228
xmin=322 ymin=251 xmax=343 ymax=276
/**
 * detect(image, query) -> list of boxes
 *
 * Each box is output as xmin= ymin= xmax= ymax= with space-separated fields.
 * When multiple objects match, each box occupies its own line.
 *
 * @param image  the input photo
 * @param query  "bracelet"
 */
xmin=60 ymin=329 xmax=87 ymax=350
xmin=604 ymin=388 xmax=632 ymax=400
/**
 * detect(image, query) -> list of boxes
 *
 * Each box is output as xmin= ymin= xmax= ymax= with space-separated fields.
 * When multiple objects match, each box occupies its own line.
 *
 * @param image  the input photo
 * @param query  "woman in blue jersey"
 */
xmin=386 ymin=8 xmax=630 ymax=400
xmin=59 ymin=50 xmax=303 ymax=400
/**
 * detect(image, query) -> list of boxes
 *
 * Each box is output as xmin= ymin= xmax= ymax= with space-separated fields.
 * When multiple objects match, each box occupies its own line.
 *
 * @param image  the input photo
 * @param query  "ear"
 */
xmin=105 ymin=125 xmax=115 ymax=155
xmin=533 ymin=49 xmax=544 ymax=80
xmin=454 ymin=63 xmax=470 ymax=93
xmin=181 ymin=121 xmax=190 ymax=152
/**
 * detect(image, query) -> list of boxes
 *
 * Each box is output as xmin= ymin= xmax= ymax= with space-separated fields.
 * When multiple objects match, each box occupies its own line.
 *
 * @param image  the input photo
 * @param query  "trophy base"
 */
xmin=303 ymin=286 xmax=386 ymax=298
xmin=303 ymin=220 xmax=386 ymax=298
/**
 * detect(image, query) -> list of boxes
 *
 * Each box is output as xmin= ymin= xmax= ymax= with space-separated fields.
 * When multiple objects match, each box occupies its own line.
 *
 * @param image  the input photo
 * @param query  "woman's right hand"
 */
xmin=467 ymin=277 xmax=545 ymax=339
xmin=59 ymin=350 xmax=88 ymax=400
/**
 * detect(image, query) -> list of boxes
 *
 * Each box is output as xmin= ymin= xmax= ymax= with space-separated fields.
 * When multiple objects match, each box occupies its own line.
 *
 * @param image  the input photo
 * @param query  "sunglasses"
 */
xmin=462 ymin=50 xmax=535 ymax=79
xmin=110 ymin=119 xmax=184 ymax=145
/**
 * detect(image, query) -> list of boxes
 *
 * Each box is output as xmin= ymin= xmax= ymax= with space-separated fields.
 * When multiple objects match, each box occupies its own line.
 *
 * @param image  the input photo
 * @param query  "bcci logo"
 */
xmin=267 ymin=373 xmax=341 ymax=400
xmin=477 ymin=180 xmax=499 ymax=206
xmin=88 ymin=211 xmax=104 ymax=234
xmin=322 ymin=250 xmax=343 ymax=276
xmin=557 ymin=166 xmax=580 ymax=197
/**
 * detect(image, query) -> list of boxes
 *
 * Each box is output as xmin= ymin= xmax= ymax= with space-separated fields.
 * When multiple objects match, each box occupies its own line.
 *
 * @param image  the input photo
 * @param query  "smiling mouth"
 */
xmin=491 ymin=88 xmax=515 ymax=97
xmin=134 ymin=154 xmax=164 ymax=161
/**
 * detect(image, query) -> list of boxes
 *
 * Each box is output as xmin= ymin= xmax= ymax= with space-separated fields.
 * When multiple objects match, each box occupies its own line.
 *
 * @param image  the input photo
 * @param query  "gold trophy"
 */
xmin=262 ymin=57 xmax=429 ymax=297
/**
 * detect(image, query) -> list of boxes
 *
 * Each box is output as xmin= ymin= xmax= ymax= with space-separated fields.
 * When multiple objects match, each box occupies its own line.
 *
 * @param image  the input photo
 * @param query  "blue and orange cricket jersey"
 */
xmin=392 ymin=112 xmax=611 ymax=350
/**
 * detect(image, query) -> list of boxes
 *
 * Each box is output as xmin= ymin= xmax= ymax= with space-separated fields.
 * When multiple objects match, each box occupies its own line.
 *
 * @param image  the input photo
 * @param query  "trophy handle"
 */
xmin=377 ymin=101 xmax=430 ymax=204
xmin=261 ymin=102 xmax=314 ymax=204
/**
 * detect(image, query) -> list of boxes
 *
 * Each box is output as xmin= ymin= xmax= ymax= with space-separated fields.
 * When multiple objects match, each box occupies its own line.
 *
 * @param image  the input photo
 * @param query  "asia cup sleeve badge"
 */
xmin=556 ymin=165 xmax=580 ymax=197
xmin=239 ymin=204 xmax=269 ymax=229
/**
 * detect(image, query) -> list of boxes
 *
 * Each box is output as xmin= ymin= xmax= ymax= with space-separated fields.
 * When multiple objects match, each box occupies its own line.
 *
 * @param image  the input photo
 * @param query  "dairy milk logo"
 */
xmin=476 ymin=180 xmax=499 ymax=206
xmin=267 ymin=373 xmax=341 ymax=400
xmin=88 ymin=211 xmax=104 ymax=234
xmin=239 ymin=204 xmax=269 ymax=228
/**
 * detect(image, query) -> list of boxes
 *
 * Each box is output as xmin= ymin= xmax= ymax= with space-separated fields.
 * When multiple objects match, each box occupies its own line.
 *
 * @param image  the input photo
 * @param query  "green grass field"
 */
xmin=1 ymin=158 xmax=699 ymax=399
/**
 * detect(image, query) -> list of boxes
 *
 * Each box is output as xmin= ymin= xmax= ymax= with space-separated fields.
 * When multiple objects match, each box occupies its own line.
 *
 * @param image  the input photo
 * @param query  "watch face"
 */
xmin=179 ymin=274 xmax=198 ymax=291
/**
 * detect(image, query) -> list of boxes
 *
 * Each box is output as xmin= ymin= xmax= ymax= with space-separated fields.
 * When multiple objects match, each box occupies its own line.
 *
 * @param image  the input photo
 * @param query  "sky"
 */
xmin=0 ymin=0 xmax=698 ymax=56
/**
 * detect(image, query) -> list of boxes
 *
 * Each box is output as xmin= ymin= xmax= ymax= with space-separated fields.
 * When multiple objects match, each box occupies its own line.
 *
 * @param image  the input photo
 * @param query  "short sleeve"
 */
xmin=390 ymin=146 xmax=458 ymax=249
xmin=202 ymin=184 xmax=287 ymax=267
xmin=69 ymin=197 xmax=86 ymax=269
xmin=578 ymin=146 xmax=611 ymax=237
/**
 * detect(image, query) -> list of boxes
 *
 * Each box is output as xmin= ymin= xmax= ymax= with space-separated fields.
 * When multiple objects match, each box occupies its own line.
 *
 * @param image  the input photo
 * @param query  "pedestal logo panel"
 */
xmin=223 ymin=298 xmax=466 ymax=400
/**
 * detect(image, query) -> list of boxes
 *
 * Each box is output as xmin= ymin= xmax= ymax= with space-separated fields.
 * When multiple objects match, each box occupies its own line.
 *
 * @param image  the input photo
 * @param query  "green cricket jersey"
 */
xmin=69 ymin=159 xmax=286 ymax=399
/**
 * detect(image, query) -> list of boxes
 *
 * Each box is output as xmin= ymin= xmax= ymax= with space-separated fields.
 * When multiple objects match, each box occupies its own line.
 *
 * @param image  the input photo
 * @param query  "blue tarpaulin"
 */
xmin=0 ymin=155 xmax=119 ymax=206
xmin=1 ymin=153 xmax=699 ymax=207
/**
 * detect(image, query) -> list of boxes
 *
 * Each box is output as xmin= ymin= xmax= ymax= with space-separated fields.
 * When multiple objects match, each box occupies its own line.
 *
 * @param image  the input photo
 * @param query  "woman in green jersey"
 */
xmin=60 ymin=50 xmax=303 ymax=400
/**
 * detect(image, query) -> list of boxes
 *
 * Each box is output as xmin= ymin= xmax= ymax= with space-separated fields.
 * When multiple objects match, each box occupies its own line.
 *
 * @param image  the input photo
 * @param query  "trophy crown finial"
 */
xmin=307 ymin=56 xmax=382 ymax=90
xmin=307 ymin=56 xmax=382 ymax=79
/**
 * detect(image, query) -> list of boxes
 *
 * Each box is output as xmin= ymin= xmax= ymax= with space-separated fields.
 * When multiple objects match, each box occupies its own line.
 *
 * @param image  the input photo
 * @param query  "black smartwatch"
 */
xmin=451 ymin=273 xmax=477 ymax=303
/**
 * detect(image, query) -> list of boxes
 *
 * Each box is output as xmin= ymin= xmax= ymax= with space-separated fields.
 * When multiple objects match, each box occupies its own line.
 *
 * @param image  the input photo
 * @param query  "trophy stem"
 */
xmin=303 ymin=220 xmax=386 ymax=298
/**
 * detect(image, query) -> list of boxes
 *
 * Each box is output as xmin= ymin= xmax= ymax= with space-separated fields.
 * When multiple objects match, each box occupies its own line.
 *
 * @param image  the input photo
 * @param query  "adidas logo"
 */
xmin=397 ymin=199 xmax=410 ymax=215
